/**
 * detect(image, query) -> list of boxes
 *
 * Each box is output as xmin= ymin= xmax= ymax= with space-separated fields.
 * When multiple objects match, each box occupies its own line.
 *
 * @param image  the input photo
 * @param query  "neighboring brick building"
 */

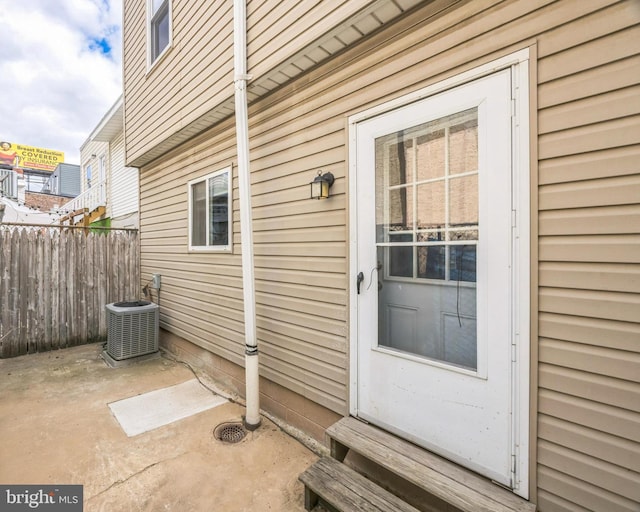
xmin=24 ymin=191 xmax=68 ymax=212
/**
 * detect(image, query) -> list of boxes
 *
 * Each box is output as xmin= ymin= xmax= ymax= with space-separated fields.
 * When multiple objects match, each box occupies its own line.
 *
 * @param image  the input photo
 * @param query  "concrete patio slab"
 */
xmin=0 ymin=343 xmax=320 ymax=511
xmin=109 ymin=379 xmax=228 ymax=437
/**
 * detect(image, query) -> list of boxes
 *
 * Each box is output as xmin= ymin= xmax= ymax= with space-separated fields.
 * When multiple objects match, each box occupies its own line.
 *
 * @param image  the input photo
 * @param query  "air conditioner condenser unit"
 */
xmin=104 ymin=301 xmax=159 ymax=364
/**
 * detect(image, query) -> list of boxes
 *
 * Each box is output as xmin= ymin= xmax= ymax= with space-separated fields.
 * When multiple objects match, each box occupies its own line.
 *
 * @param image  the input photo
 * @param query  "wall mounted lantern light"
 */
xmin=310 ymin=171 xmax=335 ymax=200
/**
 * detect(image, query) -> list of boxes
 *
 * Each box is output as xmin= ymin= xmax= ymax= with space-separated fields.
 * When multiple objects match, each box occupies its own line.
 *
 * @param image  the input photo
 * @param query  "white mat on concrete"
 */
xmin=109 ymin=379 xmax=227 ymax=437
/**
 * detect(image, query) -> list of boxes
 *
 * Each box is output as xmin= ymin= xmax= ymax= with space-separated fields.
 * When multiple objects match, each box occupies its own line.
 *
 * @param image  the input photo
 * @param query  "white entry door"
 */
xmin=352 ymin=68 xmax=523 ymax=487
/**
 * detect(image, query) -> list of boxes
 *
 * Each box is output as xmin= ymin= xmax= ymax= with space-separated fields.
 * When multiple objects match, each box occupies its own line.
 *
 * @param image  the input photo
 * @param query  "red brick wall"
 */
xmin=25 ymin=192 xmax=68 ymax=212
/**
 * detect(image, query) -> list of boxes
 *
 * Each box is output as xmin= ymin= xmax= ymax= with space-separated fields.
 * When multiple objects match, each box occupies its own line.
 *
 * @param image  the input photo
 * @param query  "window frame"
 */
xmin=187 ymin=166 xmax=233 ymax=253
xmin=147 ymin=0 xmax=172 ymax=69
xmin=377 ymin=108 xmax=479 ymax=286
xmin=85 ymin=164 xmax=92 ymax=190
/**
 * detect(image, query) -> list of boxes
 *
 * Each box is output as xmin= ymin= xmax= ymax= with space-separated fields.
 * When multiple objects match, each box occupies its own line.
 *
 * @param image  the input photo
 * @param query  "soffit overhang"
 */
xmin=129 ymin=0 xmax=428 ymax=168
xmin=90 ymin=95 xmax=124 ymax=143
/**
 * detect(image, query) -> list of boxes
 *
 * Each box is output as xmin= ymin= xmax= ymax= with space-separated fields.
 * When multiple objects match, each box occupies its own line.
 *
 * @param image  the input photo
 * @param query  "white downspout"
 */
xmin=233 ymin=0 xmax=261 ymax=430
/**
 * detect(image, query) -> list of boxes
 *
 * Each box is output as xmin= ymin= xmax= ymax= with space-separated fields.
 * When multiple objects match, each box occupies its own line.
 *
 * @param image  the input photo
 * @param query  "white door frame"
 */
xmin=348 ymin=49 xmax=531 ymax=498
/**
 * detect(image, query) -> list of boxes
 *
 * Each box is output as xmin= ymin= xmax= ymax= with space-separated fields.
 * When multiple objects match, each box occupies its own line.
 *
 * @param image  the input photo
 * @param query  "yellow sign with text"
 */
xmin=0 ymin=141 xmax=64 ymax=172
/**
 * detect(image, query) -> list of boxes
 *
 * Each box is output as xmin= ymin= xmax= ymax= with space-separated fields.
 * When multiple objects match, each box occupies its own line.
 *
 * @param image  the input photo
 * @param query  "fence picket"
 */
xmin=80 ymin=231 xmax=90 ymax=344
xmin=50 ymin=229 xmax=60 ymax=351
xmin=28 ymin=229 xmax=40 ymax=353
xmin=0 ymin=225 xmax=139 ymax=357
xmin=67 ymin=230 xmax=76 ymax=345
xmin=42 ymin=230 xmax=51 ymax=352
xmin=8 ymin=229 xmax=19 ymax=357
xmin=58 ymin=229 xmax=67 ymax=347
xmin=0 ymin=230 xmax=11 ymax=355
xmin=17 ymin=230 xmax=28 ymax=356
xmin=97 ymin=233 xmax=107 ymax=335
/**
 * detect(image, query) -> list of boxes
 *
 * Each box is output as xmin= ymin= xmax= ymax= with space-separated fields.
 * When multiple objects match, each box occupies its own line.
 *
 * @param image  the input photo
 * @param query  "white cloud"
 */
xmin=0 ymin=0 xmax=122 ymax=165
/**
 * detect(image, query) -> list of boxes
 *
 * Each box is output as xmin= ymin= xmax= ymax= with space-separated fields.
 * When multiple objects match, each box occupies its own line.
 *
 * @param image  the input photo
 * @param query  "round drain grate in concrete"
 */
xmin=214 ymin=422 xmax=247 ymax=444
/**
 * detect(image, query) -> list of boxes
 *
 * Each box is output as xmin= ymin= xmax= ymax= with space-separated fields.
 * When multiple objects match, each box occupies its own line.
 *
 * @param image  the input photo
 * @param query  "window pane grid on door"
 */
xmin=376 ymin=108 xmax=478 ymax=283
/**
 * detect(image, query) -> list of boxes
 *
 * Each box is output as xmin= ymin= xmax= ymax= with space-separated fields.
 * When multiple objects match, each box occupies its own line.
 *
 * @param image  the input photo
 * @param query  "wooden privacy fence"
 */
xmin=0 ymin=224 xmax=140 ymax=358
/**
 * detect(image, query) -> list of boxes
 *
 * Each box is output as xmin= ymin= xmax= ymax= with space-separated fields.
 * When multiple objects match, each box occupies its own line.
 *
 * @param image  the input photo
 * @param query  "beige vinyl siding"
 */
xmin=533 ymin=0 xmax=640 ymax=509
xmin=124 ymin=0 xmax=383 ymax=168
xmin=247 ymin=0 xmax=379 ymax=77
xmin=124 ymin=0 xmax=235 ymax=165
xmin=124 ymin=0 xmax=428 ymax=167
xmin=139 ymin=114 xmax=349 ymax=412
xmin=135 ymin=0 xmax=639 ymax=509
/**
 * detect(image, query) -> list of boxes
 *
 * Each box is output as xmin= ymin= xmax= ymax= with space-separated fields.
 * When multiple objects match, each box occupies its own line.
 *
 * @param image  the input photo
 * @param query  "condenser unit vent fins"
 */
xmin=106 ymin=301 xmax=159 ymax=360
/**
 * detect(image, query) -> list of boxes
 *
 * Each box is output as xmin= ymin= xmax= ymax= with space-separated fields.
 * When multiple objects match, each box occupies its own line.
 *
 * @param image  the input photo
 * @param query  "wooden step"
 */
xmin=327 ymin=417 xmax=536 ymax=512
xmin=299 ymin=456 xmax=420 ymax=512
xmin=88 ymin=205 xmax=106 ymax=223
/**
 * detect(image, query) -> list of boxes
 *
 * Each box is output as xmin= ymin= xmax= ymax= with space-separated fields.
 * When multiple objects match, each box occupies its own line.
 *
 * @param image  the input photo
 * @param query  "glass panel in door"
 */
xmin=375 ymin=108 xmax=479 ymax=370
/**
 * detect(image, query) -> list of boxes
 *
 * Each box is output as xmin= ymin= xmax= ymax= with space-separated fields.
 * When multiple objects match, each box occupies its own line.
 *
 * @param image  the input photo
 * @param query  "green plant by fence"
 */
xmin=0 ymin=225 xmax=140 ymax=358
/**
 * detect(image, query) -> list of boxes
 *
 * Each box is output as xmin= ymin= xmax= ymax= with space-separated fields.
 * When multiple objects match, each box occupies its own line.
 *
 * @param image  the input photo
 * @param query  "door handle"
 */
xmin=356 ymin=272 xmax=364 ymax=294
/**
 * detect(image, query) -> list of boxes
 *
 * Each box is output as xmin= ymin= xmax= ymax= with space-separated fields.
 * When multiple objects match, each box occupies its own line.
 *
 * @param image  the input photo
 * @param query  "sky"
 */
xmin=0 ymin=0 xmax=123 ymax=165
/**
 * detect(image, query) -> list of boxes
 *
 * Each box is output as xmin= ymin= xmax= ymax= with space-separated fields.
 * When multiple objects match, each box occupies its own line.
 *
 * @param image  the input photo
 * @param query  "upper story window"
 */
xmin=148 ymin=0 xmax=171 ymax=66
xmin=188 ymin=166 xmax=232 ymax=252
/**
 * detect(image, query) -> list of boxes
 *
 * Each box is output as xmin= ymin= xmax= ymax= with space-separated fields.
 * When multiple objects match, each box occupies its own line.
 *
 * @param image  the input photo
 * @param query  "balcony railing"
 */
xmin=60 ymin=180 xmax=106 ymax=214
